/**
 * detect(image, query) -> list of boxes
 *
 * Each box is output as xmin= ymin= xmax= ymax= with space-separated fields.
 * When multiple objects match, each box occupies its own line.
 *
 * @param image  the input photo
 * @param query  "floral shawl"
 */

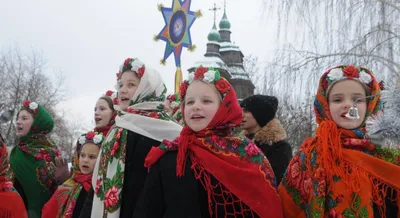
xmin=145 ymin=67 xmax=284 ymax=218
xmin=91 ymin=58 xmax=182 ymax=218
xmin=0 ymin=135 xmax=28 ymax=218
xmin=278 ymin=66 xmax=400 ymax=218
xmin=42 ymin=131 xmax=104 ymax=218
xmin=10 ymin=101 xmax=60 ymax=218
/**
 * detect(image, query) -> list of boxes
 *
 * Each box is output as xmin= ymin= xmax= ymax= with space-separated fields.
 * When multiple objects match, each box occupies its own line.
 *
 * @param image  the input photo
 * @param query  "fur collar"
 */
xmin=243 ymin=119 xmax=287 ymax=145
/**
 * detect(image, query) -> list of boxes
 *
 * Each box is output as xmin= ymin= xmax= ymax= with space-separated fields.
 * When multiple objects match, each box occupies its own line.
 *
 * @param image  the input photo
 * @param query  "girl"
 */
xmin=0 ymin=134 xmax=27 ymax=218
xmin=94 ymin=90 xmax=118 ymax=136
xmin=134 ymin=66 xmax=284 ymax=218
xmin=90 ymin=58 xmax=182 ymax=218
xmin=42 ymin=131 xmax=104 ymax=218
xmin=10 ymin=100 xmax=60 ymax=218
xmin=278 ymin=65 xmax=400 ymax=217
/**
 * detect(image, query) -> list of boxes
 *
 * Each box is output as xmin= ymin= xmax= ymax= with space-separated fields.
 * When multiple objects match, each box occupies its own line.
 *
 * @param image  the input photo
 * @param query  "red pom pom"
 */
xmin=105 ymin=90 xmax=113 ymax=97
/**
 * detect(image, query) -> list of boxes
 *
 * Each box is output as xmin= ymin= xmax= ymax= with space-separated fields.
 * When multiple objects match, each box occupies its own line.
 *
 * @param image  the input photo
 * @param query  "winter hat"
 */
xmin=240 ymin=95 xmax=278 ymax=127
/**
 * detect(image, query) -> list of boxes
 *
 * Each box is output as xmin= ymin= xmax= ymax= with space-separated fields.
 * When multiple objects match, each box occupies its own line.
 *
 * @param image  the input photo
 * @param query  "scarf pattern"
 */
xmin=145 ymin=66 xmax=283 ymax=218
xmin=92 ymin=58 xmax=183 ymax=218
xmin=278 ymin=66 xmax=400 ymax=218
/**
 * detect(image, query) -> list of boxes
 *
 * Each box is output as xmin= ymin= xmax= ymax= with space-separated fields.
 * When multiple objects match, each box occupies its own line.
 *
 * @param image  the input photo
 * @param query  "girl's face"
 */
xmin=241 ymin=109 xmax=260 ymax=133
xmin=94 ymin=99 xmax=113 ymax=128
xmin=118 ymin=71 xmax=141 ymax=110
xmin=79 ymin=143 xmax=100 ymax=174
xmin=16 ymin=110 xmax=34 ymax=136
xmin=184 ymin=81 xmax=221 ymax=132
xmin=328 ymin=80 xmax=367 ymax=129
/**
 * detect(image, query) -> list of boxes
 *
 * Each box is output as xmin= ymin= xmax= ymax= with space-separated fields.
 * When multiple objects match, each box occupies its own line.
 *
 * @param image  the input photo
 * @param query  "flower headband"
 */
xmin=179 ymin=66 xmax=231 ymax=100
xmin=78 ymin=131 xmax=104 ymax=148
xmin=116 ymin=58 xmax=146 ymax=81
xmin=22 ymin=100 xmax=39 ymax=115
xmin=324 ymin=66 xmax=374 ymax=93
xmin=104 ymin=90 xmax=119 ymax=105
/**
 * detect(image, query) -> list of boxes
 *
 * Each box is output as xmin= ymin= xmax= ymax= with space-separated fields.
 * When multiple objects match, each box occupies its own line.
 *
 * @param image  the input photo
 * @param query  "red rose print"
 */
xmin=95 ymin=179 xmax=101 ymax=194
xmin=86 ymin=132 xmax=95 ymax=140
xmin=300 ymin=173 xmax=313 ymax=200
xmin=44 ymin=153 xmax=52 ymax=162
xmin=23 ymin=100 xmax=31 ymax=108
xmin=215 ymin=79 xmax=230 ymax=93
xmin=105 ymin=186 xmax=119 ymax=208
xmin=286 ymin=156 xmax=303 ymax=190
xmin=179 ymin=82 xmax=189 ymax=99
xmin=137 ymin=66 xmax=145 ymax=78
xmin=245 ymin=143 xmax=259 ymax=156
xmin=343 ymin=66 xmax=359 ymax=79
xmin=111 ymin=142 xmax=120 ymax=156
xmin=113 ymin=98 xmax=119 ymax=105
xmin=106 ymin=90 xmax=113 ymax=96
xmin=194 ymin=67 xmax=208 ymax=80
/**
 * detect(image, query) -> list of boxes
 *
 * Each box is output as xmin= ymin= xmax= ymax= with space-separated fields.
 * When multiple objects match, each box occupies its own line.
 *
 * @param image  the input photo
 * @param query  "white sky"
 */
xmin=0 ymin=0 xmax=279 ymax=130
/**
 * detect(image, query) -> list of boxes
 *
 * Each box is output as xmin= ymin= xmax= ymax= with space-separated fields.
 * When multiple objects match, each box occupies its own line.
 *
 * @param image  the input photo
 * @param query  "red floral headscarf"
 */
xmin=145 ymin=66 xmax=284 ymax=218
xmin=278 ymin=65 xmax=400 ymax=218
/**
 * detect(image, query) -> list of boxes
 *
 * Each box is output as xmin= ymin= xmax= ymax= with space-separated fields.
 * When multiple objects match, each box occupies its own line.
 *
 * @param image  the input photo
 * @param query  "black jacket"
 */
xmin=133 ymin=151 xmax=259 ymax=218
xmin=245 ymin=119 xmax=292 ymax=185
xmin=79 ymin=130 xmax=161 ymax=218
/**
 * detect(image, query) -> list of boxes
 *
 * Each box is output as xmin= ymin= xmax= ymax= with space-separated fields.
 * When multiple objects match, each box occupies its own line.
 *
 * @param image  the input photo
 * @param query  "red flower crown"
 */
xmin=116 ymin=58 xmax=145 ymax=80
xmin=179 ymin=66 xmax=231 ymax=100
xmin=104 ymin=90 xmax=119 ymax=105
xmin=22 ymin=100 xmax=39 ymax=115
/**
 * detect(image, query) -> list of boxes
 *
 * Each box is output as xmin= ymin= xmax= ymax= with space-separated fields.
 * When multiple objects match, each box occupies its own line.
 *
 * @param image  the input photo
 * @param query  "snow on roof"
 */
xmin=228 ymin=66 xmax=251 ymax=80
xmin=218 ymin=41 xmax=241 ymax=52
xmin=190 ymin=56 xmax=228 ymax=69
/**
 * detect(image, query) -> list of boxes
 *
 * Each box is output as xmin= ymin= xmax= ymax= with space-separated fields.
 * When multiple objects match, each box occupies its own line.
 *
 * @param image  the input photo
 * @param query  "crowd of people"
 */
xmin=0 ymin=58 xmax=399 ymax=218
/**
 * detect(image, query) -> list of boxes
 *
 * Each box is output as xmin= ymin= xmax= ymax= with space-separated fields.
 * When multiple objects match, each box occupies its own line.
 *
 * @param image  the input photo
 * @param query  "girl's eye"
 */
xmin=128 ymin=83 xmax=135 ymax=88
xmin=89 ymin=155 xmax=97 ymax=159
xmin=203 ymin=99 xmax=212 ymax=103
xmin=333 ymin=98 xmax=342 ymax=102
xmin=186 ymin=101 xmax=194 ymax=105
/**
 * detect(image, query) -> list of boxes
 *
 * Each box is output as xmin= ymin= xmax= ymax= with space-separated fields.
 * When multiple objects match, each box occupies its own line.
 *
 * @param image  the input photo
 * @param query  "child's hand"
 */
xmin=47 ymin=157 xmax=70 ymax=185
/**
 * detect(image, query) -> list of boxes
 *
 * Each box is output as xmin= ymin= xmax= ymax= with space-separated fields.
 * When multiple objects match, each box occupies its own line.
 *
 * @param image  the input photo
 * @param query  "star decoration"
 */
xmin=156 ymin=0 xmax=197 ymax=67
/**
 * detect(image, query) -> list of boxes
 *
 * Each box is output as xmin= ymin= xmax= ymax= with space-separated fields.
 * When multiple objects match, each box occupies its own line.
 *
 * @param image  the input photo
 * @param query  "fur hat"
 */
xmin=240 ymin=95 xmax=278 ymax=127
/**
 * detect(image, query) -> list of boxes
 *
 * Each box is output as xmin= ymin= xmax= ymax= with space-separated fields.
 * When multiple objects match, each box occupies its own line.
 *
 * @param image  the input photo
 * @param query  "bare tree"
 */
xmin=0 ymin=46 xmax=82 ymax=159
xmin=261 ymin=0 xmax=400 ymax=85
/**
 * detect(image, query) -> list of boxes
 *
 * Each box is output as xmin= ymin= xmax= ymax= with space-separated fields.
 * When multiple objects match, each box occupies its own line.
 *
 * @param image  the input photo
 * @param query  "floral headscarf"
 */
xmin=145 ymin=66 xmax=284 ymax=218
xmin=10 ymin=100 xmax=60 ymax=217
xmin=278 ymin=66 xmax=400 ymax=218
xmin=42 ymin=131 xmax=104 ymax=218
xmin=91 ymin=58 xmax=182 ymax=218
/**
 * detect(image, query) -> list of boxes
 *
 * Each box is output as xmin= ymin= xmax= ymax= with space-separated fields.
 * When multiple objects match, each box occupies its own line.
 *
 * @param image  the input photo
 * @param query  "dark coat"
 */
xmin=245 ymin=119 xmax=292 ymax=185
xmin=133 ymin=151 xmax=259 ymax=218
xmin=79 ymin=130 xmax=161 ymax=218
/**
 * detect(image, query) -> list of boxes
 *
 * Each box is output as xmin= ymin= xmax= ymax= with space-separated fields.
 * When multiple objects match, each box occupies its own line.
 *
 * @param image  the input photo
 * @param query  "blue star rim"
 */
xmin=157 ymin=0 xmax=196 ymax=67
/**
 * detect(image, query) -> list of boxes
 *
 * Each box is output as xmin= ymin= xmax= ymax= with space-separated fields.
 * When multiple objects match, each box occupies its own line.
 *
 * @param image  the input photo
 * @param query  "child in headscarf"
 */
xmin=10 ymin=100 xmax=60 ymax=218
xmin=0 ymin=134 xmax=28 ymax=218
xmin=90 ymin=58 xmax=182 ymax=218
xmin=278 ymin=65 xmax=400 ymax=218
xmin=42 ymin=131 xmax=104 ymax=218
xmin=134 ymin=66 xmax=284 ymax=218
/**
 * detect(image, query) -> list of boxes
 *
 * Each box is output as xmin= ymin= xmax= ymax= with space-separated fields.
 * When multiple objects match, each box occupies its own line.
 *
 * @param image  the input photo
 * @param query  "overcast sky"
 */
xmin=0 ymin=0 xmax=279 ymax=130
